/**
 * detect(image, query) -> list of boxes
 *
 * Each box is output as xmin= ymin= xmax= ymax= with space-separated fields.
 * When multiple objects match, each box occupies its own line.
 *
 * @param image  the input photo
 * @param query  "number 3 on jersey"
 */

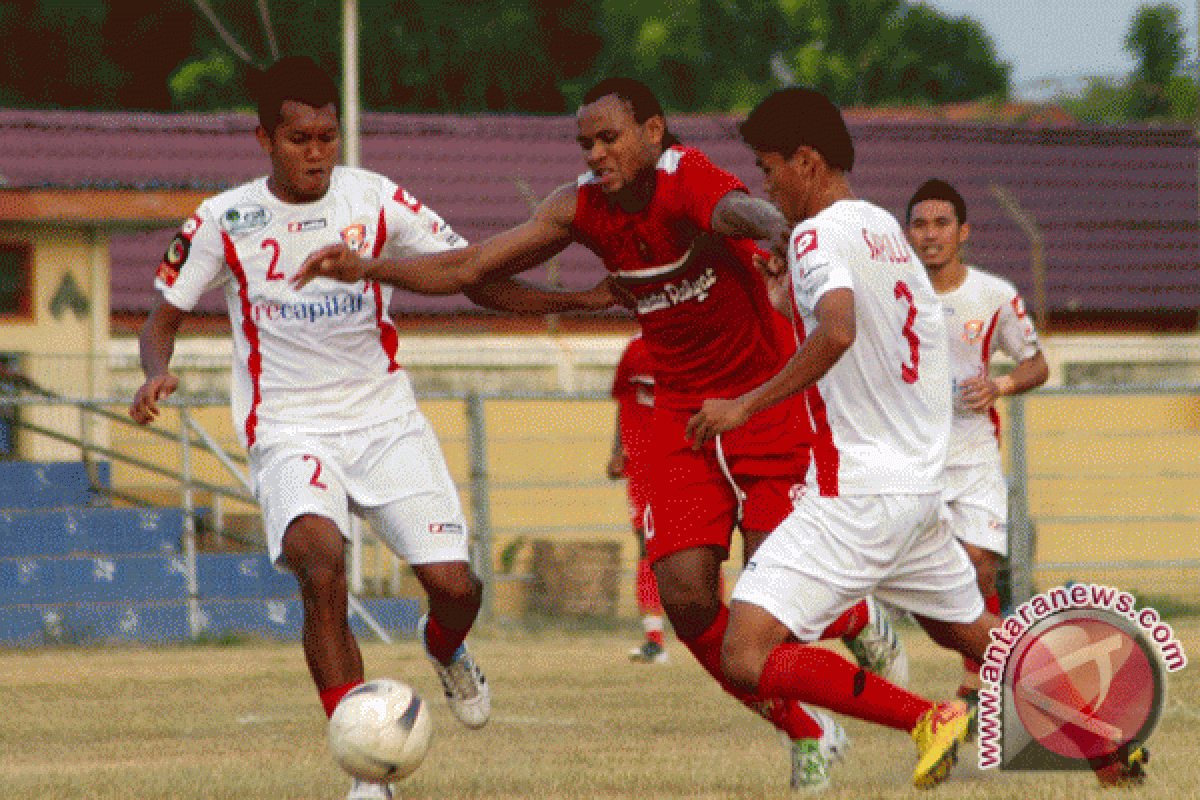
xmin=894 ymin=280 xmax=920 ymax=383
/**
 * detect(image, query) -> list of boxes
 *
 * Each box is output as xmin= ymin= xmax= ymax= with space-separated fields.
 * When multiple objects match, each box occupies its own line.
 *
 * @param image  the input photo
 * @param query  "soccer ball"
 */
xmin=328 ymin=679 xmax=433 ymax=783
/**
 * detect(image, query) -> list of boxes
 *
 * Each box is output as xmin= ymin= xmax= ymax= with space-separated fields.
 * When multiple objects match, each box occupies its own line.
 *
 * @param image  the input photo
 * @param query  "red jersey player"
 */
xmin=606 ymin=333 xmax=668 ymax=664
xmin=293 ymin=77 xmax=905 ymax=790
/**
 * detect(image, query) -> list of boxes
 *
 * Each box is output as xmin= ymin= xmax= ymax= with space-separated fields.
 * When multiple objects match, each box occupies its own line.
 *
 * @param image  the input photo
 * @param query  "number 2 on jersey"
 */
xmin=263 ymin=238 xmax=284 ymax=281
xmin=894 ymin=280 xmax=920 ymax=384
xmin=302 ymin=454 xmax=328 ymax=490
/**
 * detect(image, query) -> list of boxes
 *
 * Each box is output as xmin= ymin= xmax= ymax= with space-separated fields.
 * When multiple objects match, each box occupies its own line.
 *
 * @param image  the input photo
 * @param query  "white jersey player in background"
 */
xmin=128 ymin=57 xmax=492 ymax=800
xmin=905 ymin=178 xmax=1049 ymax=704
xmin=685 ymin=88 xmax=1003 ymax=790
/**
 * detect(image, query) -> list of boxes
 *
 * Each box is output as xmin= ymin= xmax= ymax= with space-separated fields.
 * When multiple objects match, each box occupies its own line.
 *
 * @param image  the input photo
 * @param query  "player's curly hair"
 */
xmin=249 ymin=55 xmax=340 ymax=134
xmin=739 ymin=88 xmax=854 ymax=172
xmin=907 ymin=179 xmax=968 ymax=225
xmin=581 ymin=78 xmax=682 ymax=148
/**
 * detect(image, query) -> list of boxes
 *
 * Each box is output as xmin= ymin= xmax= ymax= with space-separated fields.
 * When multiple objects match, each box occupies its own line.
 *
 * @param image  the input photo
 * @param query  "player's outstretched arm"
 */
xmin=129 ymin=301 xmax=186 ymax=425
xmin=292 ymin=184 xmax=578 ymax=296
xmin=465 ymin=275 xmax=619 ymax=315
xmin=685 ymin=288 xmax=855 ymax=446
xmin=710 ymin=191 xmax=792 ymax=254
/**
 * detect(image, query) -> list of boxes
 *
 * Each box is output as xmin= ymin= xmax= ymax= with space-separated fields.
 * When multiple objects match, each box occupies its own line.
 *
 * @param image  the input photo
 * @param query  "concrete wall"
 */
xmin=0 ymin=226 xmax=110 ymax=461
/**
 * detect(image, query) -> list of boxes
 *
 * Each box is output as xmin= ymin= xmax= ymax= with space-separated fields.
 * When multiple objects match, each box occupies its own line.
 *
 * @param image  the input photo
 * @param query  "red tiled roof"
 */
xmin=1 ymin=109 xmax=1195 ymax=317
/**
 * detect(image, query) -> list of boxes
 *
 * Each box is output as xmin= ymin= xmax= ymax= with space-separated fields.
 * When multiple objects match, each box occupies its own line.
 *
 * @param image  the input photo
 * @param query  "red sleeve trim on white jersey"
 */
xmin=369 ymin=208 xmax=402 ymax=374
xmin=980 ymin=306 xmax=1003 ymax=371
xmin=980 ymin=307 xmax=1004 ymax=443
xmin=222 ymin=232 xmax=263 ymax=449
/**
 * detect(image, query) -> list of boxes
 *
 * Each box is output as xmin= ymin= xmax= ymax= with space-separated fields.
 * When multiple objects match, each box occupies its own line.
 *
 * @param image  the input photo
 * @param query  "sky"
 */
xmin=922 ymin=0 xmax=1198 ymax=100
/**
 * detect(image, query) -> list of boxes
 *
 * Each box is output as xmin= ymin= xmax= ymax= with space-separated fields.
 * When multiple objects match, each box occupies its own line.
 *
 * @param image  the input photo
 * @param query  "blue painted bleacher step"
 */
xmin=0 ymin=460 xmax=419 ymax=645
xmin=0 ymin=461 xmax=110 ymax=510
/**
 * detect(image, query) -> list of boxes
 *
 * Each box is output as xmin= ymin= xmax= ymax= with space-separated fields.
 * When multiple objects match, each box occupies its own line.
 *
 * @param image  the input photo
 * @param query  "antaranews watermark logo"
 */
xmin=978 ymin=583 xmax=1187 ymax=772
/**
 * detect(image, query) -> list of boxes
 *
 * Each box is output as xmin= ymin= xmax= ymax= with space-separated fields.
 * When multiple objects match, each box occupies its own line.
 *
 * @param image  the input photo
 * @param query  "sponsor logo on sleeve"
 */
xmin=180 ymin=214 xmax=203 ymax=239
xmin=794 ymin=230 xmax=819 ymax=259
xmin=155 ymin=261 xmax=180 ymax=288
xmin=156 ymin=230 xmax=192 ymax=287
xmin=220 ymin=204 xmax=271 ymax=235
xmin=395 ymin=187 xmax=423 ymax=213
xmin=428 ymin=523 xmax=463 ymax=536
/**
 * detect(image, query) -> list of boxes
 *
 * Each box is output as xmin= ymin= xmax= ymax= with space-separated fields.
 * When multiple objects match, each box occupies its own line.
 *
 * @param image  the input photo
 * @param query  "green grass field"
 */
xmin=2 ymin=619 xmax=1197 ymax=799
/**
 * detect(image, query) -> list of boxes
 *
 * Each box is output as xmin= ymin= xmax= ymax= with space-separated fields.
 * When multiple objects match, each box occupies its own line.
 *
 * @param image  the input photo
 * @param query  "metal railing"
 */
xmin=5 ymin=382 xmax=1199 ymax=627
xmin=1004 ymin=384 xmax=1200 ymax=605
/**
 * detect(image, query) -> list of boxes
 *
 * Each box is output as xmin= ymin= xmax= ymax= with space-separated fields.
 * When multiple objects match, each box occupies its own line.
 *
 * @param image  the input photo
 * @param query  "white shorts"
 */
xmin=942 ymin=463 xmax=1008 ymax=555
xmin=732 ymin=492 xmax=983 ymax=641
xmin=250 ymin=411 xmax=469 ymax=568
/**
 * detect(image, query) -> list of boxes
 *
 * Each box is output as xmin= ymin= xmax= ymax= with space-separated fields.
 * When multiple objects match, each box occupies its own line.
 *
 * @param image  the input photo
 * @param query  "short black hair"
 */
xmin=581 ymin=77 xmax=681 ymax=148
xmin=249 ymin=56 xmax=340 ymax=134
xmin=739 ymin=88 xmax=853 ymax=172
xmin=907 ymin=179 xmax=968 ymax=224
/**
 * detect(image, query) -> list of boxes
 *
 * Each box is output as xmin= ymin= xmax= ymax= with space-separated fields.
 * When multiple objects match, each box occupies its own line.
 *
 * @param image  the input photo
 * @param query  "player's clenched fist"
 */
xmin=129 ymin=374 xmax=180 ymax=425
xmin=291 ymin=243 xmax=367 ymax=289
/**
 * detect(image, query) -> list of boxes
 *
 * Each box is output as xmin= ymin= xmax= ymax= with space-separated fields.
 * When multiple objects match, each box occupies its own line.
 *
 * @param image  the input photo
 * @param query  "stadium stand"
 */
xmin=0 ymin=460 xmax=418 ymax=646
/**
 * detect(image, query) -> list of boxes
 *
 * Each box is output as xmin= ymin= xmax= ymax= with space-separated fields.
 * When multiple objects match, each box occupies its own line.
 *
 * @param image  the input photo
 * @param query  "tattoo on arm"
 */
xmin=710 ymin=192 xmax=790 ymax=249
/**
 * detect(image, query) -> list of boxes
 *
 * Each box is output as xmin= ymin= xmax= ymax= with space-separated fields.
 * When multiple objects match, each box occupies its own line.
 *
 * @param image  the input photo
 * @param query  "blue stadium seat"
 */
xmin=197 ymin=553 xmax=298 ymax=601
xmin=0 ymin=554 xmax=189 ymax=605
xmin=0 ymin=461 xmax=110 ymax=510
xmin=0 ymin=507 xmax=185 ymax=558
xmin=0 ymin=596 xmax=420 ymax=646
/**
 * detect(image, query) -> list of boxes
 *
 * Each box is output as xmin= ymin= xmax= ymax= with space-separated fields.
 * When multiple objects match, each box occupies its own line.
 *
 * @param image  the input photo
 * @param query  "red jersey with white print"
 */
xmin=154 ymin=166 xmax=465 ymax=450
xmin=788 ymin=199 xmax=950 ymax=496
xmin=572 ymin=146 xmax=794 ymax=411
xmin=939 ymin=267 xmax=1040 ymax=466
xmin=610 ymin=334 xmax=656 ymax=465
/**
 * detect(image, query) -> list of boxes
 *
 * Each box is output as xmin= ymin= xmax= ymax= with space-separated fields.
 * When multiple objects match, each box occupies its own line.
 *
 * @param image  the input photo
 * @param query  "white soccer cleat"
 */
xmin=628 ymin=640 xmax=670 ymax=664
xmin=789 ymin=705 xmax=850 ymax=791
xmin=844 ymin=596 xmax=909 ymax=686
xmin=345 ymin=778 xmax=392 ymax=800
xmin=418 ymin=614 xmax=490 ymax=729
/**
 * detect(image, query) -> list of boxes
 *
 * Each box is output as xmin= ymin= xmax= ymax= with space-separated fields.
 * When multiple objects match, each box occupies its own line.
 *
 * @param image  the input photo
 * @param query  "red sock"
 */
xmin=681 ymin=605 xmax=822 ymax=739
xmin=759 ymin=642 xmax=933 ymax=732
xmin=423 ymin=613 xmax=467 ymax=666
xmin=636 ymin=557 xmax=663 ymax=615
xmin=818 ymin=599 xmax=869 ymax=640
xmin=319 ymin=680 xmax=362 ymax=718
xmin=985 ymin=591 xmax=1001 ymax=615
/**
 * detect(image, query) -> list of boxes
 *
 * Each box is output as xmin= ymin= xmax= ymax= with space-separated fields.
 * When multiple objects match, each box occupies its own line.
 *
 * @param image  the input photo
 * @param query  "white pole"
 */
xmin=179 ymin=401 xmax=203 ymax=638
xmin=342 ymin=0 xmax=360 ymax=167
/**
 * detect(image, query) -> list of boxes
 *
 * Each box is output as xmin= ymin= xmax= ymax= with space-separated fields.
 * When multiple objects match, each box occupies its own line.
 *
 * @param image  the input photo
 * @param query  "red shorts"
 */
xmin=644 ymin=395 xmax=811 ymax=564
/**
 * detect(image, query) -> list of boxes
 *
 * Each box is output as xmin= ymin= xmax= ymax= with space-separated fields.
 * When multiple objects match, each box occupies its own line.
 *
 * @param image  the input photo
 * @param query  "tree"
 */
xmin=1059 ymin=3 xmax=1195 ymax=124
xmin=777 ymin=1 xmax=1009 ymax=108
xmin=1125 ymin=3 xmax=1187 ymax=119
xmin=0 ymin=0 xmax=1010 ymax=113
